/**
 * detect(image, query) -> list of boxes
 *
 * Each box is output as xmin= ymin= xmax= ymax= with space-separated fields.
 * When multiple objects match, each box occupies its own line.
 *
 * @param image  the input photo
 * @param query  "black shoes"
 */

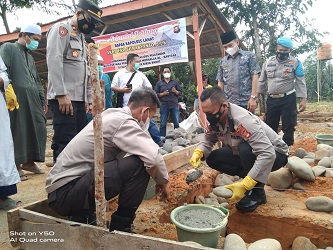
xmin=68 ymin=211 xmax=96 ymax=225
xmin=109 ymin=213 xmax=135 ymax=233
xmin=236 ymin=183 xmax=267 ymax=212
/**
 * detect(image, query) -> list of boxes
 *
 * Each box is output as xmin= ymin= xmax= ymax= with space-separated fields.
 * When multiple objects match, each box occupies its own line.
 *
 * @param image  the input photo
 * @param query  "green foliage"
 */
xmin=303 ymin=52 xmax=333 ymax=101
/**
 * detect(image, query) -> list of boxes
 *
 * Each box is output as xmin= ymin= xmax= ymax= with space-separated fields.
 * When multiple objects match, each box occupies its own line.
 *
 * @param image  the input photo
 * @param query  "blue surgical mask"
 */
xmin=26 ymin=39 xmax=39 ymax=50
xmin=98 ymin=65 xmax=104 ymax=72
xmin=134 ymin=63 xmax=140 ymax=71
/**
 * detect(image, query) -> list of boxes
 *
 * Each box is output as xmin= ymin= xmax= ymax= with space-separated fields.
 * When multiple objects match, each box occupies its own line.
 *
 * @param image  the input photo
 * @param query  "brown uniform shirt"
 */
xmin=198 ymin=103 xmax=289 ymax=184
xmin=46 ymin=107 xmax=168 ymax=194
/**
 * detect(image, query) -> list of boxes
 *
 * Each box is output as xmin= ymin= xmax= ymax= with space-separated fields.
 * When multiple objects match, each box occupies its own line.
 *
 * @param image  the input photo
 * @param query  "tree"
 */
xmin=303 ymin=51 xmax=333 ymax=102
xmin=214 ymin=0 xmax=326 ymax=66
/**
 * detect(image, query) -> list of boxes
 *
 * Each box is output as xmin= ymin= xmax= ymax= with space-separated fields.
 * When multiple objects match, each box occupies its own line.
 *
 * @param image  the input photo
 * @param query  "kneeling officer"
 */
xmin=190 ymin=86 xmax=288 ymax=211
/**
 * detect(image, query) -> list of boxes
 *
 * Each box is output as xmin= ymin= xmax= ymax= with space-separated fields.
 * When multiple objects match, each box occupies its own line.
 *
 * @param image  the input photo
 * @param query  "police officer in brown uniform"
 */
xmin=190 ymin=87 xmax=288 ymax=211
xmin=47 ymin=0 xmax=104 ymax=163
xmin=46 ymin=88 xmax=169 ymax=231
xmin=258 ymin=37 xmax=307 ymax=147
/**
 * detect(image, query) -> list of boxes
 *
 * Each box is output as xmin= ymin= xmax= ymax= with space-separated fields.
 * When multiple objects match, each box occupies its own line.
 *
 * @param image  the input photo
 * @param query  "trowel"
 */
xmin=186 ymin=163 xmax=203 ymax=184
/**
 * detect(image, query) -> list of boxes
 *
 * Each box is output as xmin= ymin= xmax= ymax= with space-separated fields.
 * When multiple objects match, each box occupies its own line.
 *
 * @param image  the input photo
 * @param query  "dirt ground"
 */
xmin=1 ymin=113 xmax=333 ymax=249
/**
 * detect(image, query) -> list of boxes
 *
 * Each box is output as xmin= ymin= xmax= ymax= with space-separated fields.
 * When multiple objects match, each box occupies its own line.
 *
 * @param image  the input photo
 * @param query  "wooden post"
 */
xmin=88 ymin=43 xmax=106 ymax=227
xmin=192 ymin=4 xmax=206 ymax=126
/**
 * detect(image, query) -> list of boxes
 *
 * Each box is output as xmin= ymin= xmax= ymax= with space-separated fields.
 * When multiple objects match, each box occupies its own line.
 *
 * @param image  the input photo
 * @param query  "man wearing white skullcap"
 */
xmin=20 ymin=24 xmax=42 ymax=36
xmin=0 ymin=24 xmax=46 ymax=180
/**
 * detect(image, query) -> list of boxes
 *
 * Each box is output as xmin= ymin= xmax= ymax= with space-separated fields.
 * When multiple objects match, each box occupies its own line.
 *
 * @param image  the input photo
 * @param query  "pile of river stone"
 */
xmin=268 ymin=143 xmax=333 ymax=213
xmin=183 ymin=235 xmax=333 ymax=250
xmin=159 ymin=127 xmax=205 ymax=155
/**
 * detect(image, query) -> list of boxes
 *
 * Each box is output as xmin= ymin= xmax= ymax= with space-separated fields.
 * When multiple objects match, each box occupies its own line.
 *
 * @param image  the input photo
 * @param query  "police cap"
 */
xmin=277 ymin=37 xmax=293 ymax=49
xmin=77 ymin=0 xmax=104 ymax=26
xmin=220 ymin=30 xmax=237 ymax=44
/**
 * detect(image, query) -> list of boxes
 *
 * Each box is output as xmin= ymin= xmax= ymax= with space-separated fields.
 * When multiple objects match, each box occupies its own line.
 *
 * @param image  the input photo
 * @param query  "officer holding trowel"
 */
xmin=189 ymin=86 xmax=289 ymax=212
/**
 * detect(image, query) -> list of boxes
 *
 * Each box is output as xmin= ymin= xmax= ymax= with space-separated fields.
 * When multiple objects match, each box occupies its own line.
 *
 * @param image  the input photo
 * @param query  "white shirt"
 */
xmin=0 ymin=56 xmax=20 ymax=186
xmin=112 ymin=69 xmax=151 ymax=106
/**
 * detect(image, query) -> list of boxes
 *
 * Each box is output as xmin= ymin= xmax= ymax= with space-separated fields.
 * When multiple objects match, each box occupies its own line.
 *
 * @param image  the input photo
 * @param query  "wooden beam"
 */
xmin=188 ymin=41 xmax=220 ymax=50
xmin=199 ymin=15 xmax=208 ymax=36
xmin=102 ymin=0 xmax=199 ymax=26
xmin=192 ymin=4 xmax=206 ymax=126
xmin=163 ymin=143 xmax=199 ymax=173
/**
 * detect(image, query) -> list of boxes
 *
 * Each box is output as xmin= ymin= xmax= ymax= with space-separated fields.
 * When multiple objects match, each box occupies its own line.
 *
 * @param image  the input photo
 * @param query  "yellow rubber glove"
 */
xmin=5 ymin=84 xmax=19 ymax=111
xmin=224 ymin=176 xmax=257 ymax=201
xmin=190 ymin=148 xmax=204 ymax=168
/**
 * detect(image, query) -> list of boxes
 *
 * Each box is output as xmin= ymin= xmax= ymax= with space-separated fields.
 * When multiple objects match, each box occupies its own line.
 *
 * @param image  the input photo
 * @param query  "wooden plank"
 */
xmin=163 ymin=143 xmax=199 ymax=173
xmin=17 ymin=212 xmax=211 ymax=250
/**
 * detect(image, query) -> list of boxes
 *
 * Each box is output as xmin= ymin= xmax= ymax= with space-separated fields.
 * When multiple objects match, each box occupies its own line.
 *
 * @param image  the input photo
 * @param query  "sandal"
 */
xmin=18 ymin=169 xmax=28 ymax=181
xmin=0 ymin=197 xmax=22 ymax=211
xmin=21 ymin=163 xmax=44 ymax=174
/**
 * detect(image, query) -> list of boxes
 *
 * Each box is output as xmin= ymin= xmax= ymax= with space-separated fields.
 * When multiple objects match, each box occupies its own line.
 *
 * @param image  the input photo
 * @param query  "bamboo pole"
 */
xmin=88 ymin=43 xmax=106 ymax=227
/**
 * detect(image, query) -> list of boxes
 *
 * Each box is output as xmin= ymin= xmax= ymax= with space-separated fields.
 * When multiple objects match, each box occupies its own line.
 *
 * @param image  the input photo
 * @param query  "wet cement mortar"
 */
xmin=174 ymin=208 xmax=225 ymax=228
xmin=2 ymin=120 xmax=333 ymax=249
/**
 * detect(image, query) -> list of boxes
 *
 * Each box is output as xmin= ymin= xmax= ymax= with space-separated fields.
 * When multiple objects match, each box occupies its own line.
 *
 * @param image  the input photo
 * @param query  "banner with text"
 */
xmin=93 ymin=18 xmax=188 ymax=73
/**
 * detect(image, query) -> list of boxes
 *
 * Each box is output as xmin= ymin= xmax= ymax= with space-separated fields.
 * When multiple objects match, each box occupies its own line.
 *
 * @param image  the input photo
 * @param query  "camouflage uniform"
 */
xmin=216 ymin=49 xmax=261 ymax=108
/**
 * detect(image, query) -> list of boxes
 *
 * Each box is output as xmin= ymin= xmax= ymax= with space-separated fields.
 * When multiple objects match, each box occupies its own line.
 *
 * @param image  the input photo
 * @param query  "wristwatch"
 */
xmin=250 ymin=95 xmax=257 ymax=100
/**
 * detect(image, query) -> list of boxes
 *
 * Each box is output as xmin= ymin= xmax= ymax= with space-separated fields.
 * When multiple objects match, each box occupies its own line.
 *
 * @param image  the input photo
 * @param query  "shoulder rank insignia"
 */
xmin=59 ymin=26 xmax=68 ymax=37
xmin=72 ymin=50 xmax=79 ymax=58
xmin=232 ymin=124 xmax=252 ymax=139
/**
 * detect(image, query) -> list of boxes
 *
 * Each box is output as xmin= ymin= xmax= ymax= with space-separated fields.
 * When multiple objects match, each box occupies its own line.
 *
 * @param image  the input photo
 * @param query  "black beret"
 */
xmin=220 ymin=30 xmax=237 ymax=44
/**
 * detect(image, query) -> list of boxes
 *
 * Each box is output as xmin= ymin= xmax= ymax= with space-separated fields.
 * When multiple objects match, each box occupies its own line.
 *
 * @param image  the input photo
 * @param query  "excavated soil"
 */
xmin=106 ymin=121 xmax=333 ymax=249
xmin=2 ymin=119 xmax=333 ymax=249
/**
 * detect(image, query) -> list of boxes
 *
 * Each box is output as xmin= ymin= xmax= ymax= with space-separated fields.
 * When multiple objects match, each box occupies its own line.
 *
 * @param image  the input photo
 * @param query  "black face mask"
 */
xmin=276 ymin=51 xmax=289 ymax=61
xmin=206 ymin=103 xmax=224 ymax=129
xmin=77 ymin=16 xmax=95 ymax=34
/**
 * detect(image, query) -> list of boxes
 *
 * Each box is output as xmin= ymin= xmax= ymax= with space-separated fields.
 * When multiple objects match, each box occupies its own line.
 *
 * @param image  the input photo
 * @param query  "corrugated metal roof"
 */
xmin=0 ymin=0 xmax=238 ymax=80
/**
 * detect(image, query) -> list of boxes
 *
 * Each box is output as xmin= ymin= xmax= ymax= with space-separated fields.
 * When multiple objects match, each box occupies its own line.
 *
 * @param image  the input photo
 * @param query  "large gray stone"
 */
xmin=268 ymin=167 xmax=293 ymax=189
xmin=286 ymin=156 xmax=315 ymax=181
xmin=317 ymin=144 xmax=333 ymax=151
xmin=305 ymin=152 xmax=315 ymax=159
xmin=205 ymin=198 xmax=220 ymax=206
xmin=158 ymin=148 xmax=168 ymax=155
xmin=292 ymin=236 xmax=317 ymax=250
xmin=325 ymin=168 xmax=333 ymax=178
xmin=162 ymin=142 xmax=173 ymax=153
xmin=207 ymin=192 xmax=218 ymax=199
xmin=294 ymin=148 xmax=307 ymax=159
xmin=318 ymin=156 xmax=332 ymax=168
xmin=222 ymin=233 xmax=247 ymax=250
xmin=302 ymin=157 xmax=315 ymax=165
xmin=215 ymin=173 xmax=234 ymax=187
xmin=213 ymin=186 xmax=233 ymax=198
xmin=312 ymin=165 xmax=327 ymax=176
xmin=305 ymin=196 xmax=333 ymax=212
xmin=171 ymin=146 xmax=184 ymax=152
xmin=315 ymin=149 xmax=330 ymax=163
xmin=292 ymin=182 xmax=305 ymax=191
xmin=194 ymin=195 xmax=205 ymax=204
xmin=248 ymin=239 xmax=282 ymax=250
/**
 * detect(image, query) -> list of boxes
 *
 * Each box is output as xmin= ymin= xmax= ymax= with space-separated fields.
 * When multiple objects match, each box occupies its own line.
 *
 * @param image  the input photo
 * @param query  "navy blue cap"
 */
xmin=77 ymin=0 xmax=104 ymax=26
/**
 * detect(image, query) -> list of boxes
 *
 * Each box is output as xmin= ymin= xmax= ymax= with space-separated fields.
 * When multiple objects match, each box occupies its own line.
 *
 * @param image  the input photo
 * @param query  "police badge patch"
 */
xmin=59 ymin=26 xmax=68 ymax=37
xmin=232 ymin=124 xmax=252 ymax=139
xmin=72 ymin=50 xmax=79 ymax=58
